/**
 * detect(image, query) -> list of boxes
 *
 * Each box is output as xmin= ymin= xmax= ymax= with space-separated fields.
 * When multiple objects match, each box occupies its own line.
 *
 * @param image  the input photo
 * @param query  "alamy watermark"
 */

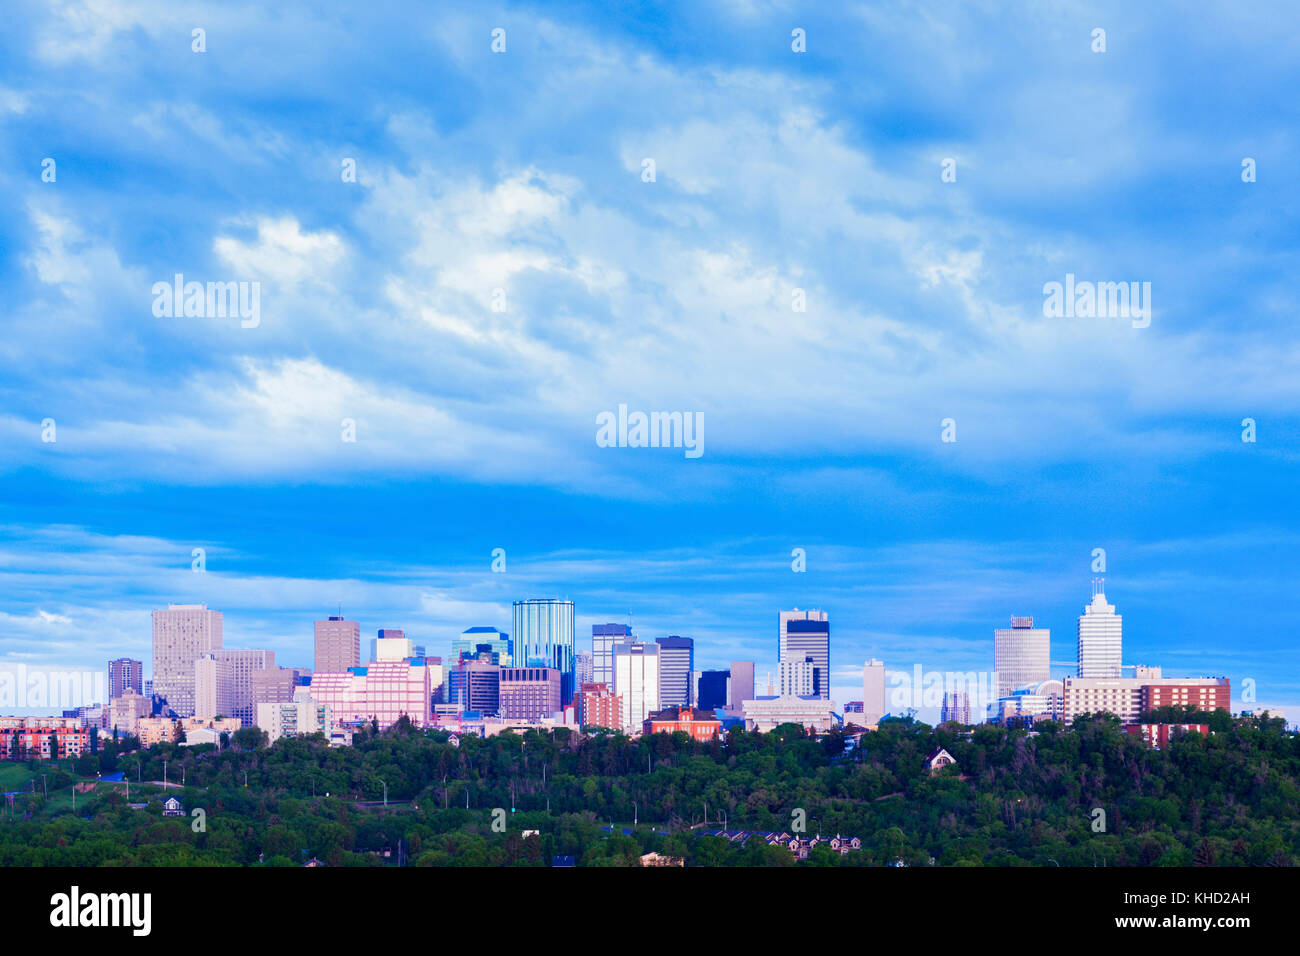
xmin=0 ymin=665 xmax=106 ymax=709
xmin=1042 ymin=273 xmax=1151 ymax=328
xmin=152 ymin=273 xmax=260 ymax=328
xmin=596 ymin=404 xmax=703 ymax=459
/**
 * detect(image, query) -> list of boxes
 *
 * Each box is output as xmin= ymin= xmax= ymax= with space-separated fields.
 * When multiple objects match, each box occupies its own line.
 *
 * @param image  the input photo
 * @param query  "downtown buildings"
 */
xmin=513 ymin=600 xmax=576 ymax=705
xmin=1077 ymin=583 xmax=1123 ymax=678
xmin=314 ymin=617 xmax=360 ymax=674
xmin=778 ymin=609 xmax=830 ymax=700
xmin=152 ymin=604 xmax=223 ymax=717
xmin=994 ymin=617 xmax=1051 ymax=697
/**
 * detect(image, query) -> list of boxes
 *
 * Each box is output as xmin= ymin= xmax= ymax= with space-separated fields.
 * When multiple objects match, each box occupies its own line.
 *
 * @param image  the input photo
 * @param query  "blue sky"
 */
xmin=1 ymin=1 xmax=1298 ymax=719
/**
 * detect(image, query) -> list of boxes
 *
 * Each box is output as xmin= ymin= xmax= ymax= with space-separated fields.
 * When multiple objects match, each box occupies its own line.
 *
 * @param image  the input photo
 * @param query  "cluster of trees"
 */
xmin=0 ymin=710 xmax=1295 ymax=866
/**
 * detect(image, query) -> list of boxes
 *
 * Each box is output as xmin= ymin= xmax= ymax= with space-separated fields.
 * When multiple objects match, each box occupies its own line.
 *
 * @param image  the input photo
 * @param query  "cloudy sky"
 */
xmin=1 ymin=1 xmax=1297 ymax=719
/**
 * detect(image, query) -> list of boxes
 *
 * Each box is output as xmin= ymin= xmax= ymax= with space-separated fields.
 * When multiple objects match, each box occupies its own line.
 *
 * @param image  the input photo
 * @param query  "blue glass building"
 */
xmin=512 ymin=600 xmax=576 ymax=704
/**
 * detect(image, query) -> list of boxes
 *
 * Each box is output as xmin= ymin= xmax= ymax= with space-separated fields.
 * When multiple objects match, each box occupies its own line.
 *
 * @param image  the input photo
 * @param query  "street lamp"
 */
xmin=378 ymin=779 xmax=388 ymax=808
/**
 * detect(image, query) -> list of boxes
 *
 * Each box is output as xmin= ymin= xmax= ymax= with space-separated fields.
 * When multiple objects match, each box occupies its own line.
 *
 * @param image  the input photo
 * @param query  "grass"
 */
xmin=0 ymin=764 xmax=36 ymax=792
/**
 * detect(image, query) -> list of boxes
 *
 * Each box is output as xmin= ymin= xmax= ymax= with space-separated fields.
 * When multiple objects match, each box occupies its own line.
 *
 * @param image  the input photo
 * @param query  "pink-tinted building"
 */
xmin=309 ymin=660 xmax=433 ymax=729
xmin=498 ymin=667 xmax=562 ymax=719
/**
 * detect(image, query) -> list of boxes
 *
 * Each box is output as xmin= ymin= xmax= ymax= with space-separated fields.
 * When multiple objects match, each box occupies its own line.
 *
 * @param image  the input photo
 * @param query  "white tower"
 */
xmin=1077 ymin=580 xmax=1122 ymax=678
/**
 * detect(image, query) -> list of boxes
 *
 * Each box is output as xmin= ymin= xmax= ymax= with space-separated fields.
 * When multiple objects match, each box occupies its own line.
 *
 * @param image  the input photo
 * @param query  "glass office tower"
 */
xmin=512 ymin=599 xmax=577 ymax=704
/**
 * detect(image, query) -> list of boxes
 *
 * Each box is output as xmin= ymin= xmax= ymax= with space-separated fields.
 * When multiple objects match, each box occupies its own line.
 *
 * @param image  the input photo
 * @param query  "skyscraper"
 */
xmin=1077 ymin=582 xmax=1122 ymax=678
xmin=576 ymin=650 xmax=594 ymax=686
xmin=513 ymin=600 xmax=576 ymax=704
xmin=655 ymin=636 xmax=694 ymax=708
xmin=314 ymin=616 xmax=360 ymax=674
xmin=994 ymin=616 xmax=1051 ymax=696
xmin=108 ymin=658 xmax=143 ymax=699
xmin=729 ymin=660 xmax=755 ymax=707
xmin=152 ymin=604 xmax=223 ymax=717
xmin=940 ymin=690 xmax=971 ymax=725
xmin=592 ymin=623 xmax=631 ymax=688
xmin=779 ymin=609 xmax=829 ymax=699
xmin=698 ymin=669 xmax=730 ymax=711
xmin=212 ymin=648 xmax=275 ymax=727
xmin=862 ymin=659 xmax=886 ymax=725
xmin=613 ymin=641 xmax=659 ymax=730
xmin=453 ymin=627 xmax=512 ymax=666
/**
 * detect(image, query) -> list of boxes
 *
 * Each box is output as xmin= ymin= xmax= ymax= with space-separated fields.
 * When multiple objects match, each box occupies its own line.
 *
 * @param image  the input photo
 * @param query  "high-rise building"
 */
xmin=592 ymin=624 xmax=630 ymax=689
xmin=498 ymin=667 xmax=562 ymax=719
xmin=614 ymin=642 xmax=660 ymax=730
xmin=940 ymin=691 xmax=971 ymax=725
xmin=459 ymin=660 xmax=501 ymax=715
xmin=152 ymin=604 xmax=223 ymax=717
xmin=577 ymin=682 xmax=622 ymax=730
xmin=453 ymin=627 xmax=512 ymax=666
xmin=513 ymin=600 xmax=576 ymax=704
xmin=729 ymin=661 xmax=755 ymax=708
xmin=778 ymin=656 xmax=816 ymax=697
xmin=194 ymin=653 xmax=234 ymax=723
xmin=252 ymin=667 xmax=312 ymax=709
xmin=698 ymin=670 xmax=730 ymax=711
xmin=995 ymin=617 xmax=1051 ymax=696
xmin=108 ymin=658 xmax=144 ymax=699
xmin=779 ymin=609 xmax=829 ymax=699
xmin=209 ymin=649 xmax=275 ymax=727
xmin=576 ymin=650 xmax=594 ymax=687
xmin=862 ymin=659 xmax=886 ymax=725
xmin=655 ymin=636 xmax=694 ymax=708
xmin=1077 ymin=582 xmax=1122 ymax=678
xmin=314 ymin=617 xmax=360 ymax=674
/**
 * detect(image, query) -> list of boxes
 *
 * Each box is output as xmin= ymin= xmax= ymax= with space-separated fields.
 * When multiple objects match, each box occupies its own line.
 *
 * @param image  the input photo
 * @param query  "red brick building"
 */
xmin=578 ymin=682 xmax=622 ymax=730
xmin=643 ymin=706 xmax=721 ymax=742
xmin=0 ymin=716 xmax=90 ymax=759
xmin=1140 ymin=680 xmax=1230 ymax=714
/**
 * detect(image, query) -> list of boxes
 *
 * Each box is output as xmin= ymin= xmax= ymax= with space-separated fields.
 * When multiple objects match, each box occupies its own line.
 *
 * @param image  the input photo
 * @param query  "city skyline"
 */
xmin=2 ymin=2 xmax=1297 ymax=724
xmin=0 ymin=577 xmax=1272 ymax=725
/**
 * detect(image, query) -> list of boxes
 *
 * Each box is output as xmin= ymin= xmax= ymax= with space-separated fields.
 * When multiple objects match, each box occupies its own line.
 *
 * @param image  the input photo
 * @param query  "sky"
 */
xmin=1 ymin=1 xmax=1297 ymax=721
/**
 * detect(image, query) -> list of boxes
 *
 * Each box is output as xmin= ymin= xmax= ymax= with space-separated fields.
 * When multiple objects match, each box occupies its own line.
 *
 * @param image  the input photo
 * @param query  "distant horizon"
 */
xmin=2 ymin=582 xmax=1287 ymax=726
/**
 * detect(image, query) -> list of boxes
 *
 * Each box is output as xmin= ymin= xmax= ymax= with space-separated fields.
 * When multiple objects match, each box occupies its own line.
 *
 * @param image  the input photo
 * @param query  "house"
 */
xmin=925 ymin=747 xmax=957 ymax=774
xmin=161 ymin=796 xmax=184 ymax=817
xmin=639 ymin=851 xmax=684 ymax=867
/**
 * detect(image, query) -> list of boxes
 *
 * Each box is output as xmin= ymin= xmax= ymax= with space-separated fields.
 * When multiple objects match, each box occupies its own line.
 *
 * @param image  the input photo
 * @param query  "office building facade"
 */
xmin=593 ymin=624 xmax=631 ymax=689
xmin=698 ymin=669 xmax=730 ymax=711
xmin=862 ymin=659 xmax=886 ymax=725
xmin=655 ymin=636 xmax=694 ymax=708
xmin=152 ymin=604 xmax=223 ymax=717
xmin=1077 ymin=584 xmax=1122 ymax=678
xmin=614 ymin=641 xmax=660 ymax=731
xmin=314 ymin=617 xmax=360 ymax=674
xmin=994 ymin=617 xmax=1051 ymax=697
xmin=498 ymin=667 xmax=562 ymax=719
xmin=513 ymin=600 xmax=577 ymax=704
xmin=779 ymin=609 xmax=830 ymax=699
xmin=108 ymin=658 xmax=144 ymax=699
xmin=729 ymin=660 xmax=755 ymax=708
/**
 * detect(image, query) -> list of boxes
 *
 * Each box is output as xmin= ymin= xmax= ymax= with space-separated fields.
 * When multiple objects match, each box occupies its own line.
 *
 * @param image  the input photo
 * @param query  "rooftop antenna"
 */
xmin=1092 ymin=577 xmax=1105 ymax=598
